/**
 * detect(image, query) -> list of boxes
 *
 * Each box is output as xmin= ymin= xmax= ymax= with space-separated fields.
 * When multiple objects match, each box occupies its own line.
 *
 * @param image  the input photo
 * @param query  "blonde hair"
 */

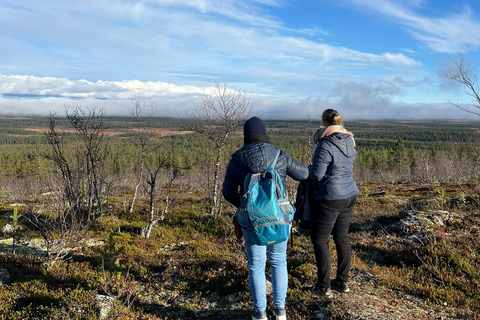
xmin=322 ymin=109 xmax=343 ymax=126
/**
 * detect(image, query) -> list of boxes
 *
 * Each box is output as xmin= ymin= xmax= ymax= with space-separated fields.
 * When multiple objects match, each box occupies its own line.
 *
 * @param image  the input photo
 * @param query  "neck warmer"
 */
xmin=244 ymin=133 xmax=271 ymax=145
xmin=313 ymin=125 xmax=356 ymax=146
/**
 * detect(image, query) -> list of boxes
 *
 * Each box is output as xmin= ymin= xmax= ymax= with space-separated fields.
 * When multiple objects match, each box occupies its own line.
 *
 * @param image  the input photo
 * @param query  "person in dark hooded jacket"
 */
xmin=222 ymin=117 xmax=308 ymax=320
xmin=309 ymin=109 xmax=358 ymax=298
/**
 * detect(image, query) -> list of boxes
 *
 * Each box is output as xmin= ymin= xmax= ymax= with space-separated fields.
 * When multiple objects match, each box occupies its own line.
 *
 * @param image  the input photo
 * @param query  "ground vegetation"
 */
xmin=0 ymin=116 xmax=478 ymax=319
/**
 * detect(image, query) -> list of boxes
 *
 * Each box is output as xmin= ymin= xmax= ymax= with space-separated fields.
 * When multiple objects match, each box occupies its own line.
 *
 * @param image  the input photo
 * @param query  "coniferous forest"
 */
xmin=0 ymin=114 xmax=479 ymax=319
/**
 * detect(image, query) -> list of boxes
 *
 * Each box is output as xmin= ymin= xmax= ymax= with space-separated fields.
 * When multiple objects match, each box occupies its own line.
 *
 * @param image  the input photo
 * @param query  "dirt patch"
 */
xmin=24 ymin=127 xmax=194 ymax=136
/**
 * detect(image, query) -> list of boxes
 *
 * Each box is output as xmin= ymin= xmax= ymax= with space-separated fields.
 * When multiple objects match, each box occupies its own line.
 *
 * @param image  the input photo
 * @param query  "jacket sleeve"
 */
xmin=284 ymin=151 xmax=309 ymax=181
xmin=222 ymin=159 xmax=242 ymax=208
xmin=309 ymin=141 xmax=332 ymax=181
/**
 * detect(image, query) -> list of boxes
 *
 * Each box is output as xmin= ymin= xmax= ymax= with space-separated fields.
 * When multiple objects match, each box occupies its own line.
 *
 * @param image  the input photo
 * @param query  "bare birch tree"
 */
xmin=141 ymin=156 xmax=168 ymax=240
xmin=445 ymin=54 xmax=480 ymax=200
xmin=129 ymin=97 xmax=157 ymax=213
xmin=445 ymin=54 xmax=480 ymax=116
xmin=141 ymin=152 xmax=188 ymax=239
xmin=189 ymin=80 xmax=254 ymax=216
xmin=24 ymin=106 xmax=109 ymax=261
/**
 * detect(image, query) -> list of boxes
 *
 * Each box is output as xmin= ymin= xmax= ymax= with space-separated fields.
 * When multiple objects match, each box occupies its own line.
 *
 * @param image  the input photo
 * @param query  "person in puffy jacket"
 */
xmin=222 ymin=116 xmax=308 ymax=320
xmin=309 ymin=109 xmax=358 ymax=298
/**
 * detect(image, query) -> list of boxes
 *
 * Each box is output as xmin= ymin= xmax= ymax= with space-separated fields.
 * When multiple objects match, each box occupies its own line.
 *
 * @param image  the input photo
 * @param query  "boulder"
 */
xmin=376 ymin=210 xmax=451 ymax=238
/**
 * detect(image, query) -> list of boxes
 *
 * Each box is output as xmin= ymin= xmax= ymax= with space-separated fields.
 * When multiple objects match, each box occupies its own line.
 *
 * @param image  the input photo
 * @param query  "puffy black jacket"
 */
xmin=222 ymin=142 xmax=308 ymax=208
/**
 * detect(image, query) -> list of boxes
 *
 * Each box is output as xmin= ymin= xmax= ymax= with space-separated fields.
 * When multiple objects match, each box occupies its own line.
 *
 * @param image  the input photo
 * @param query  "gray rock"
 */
xmin=314 ymin=309 xmax=328 ymax=319
xmin=386 ymin=210 xmax=450 ymax=236
xmin=2 ymin=224 xmax=22 ymax=234
xmin=2 ymin=224 xmax=15 ymax=234
xmin=96 ymin=294 xmax=116 ymax=320
xmin=0 ymin=269 xmax=11 ymax=285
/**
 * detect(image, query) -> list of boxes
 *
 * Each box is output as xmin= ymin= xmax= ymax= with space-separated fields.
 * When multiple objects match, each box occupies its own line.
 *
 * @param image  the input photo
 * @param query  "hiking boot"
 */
xmin=273 ymin=306 xmax=287 ymax=320
xmin=252 ymin=308 xmax=267 ymax=320
xmin=312 ymin=284 xmax=332 ymax=298
xmin=331 ymin=278 xmax=350 ymax=293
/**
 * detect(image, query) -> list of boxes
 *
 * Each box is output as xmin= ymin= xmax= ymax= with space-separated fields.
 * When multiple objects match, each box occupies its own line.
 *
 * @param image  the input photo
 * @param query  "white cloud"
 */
xmin=343 ymin=0 xmax=480 ymax=53
xmin=144 ymin=0 xmax=283 ymax=27
xmin=0 ymin=74 xmax=469 ymax=121
xmin=0 ymin=74 xmax=215 ymax=100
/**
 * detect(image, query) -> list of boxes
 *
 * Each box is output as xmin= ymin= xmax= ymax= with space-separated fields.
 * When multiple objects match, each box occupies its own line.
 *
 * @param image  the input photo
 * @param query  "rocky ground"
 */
xmin=0 ymin=182 xmax=478 ymax=319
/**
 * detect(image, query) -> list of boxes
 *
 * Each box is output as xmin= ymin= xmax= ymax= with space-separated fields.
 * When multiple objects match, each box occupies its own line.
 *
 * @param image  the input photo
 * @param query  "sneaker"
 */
xmin=252 ymin=308 xmax=267 ymax=320
xmin=331 ymin=279 xmax=350 ymax=293
xmin=312 ymin=284 xmax=332 ymax=298
xmin=273 ymin=306 xmax=287 ymax=320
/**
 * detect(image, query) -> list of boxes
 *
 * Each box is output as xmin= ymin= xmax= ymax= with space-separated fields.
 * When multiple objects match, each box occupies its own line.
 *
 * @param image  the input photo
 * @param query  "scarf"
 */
xmin=313 ymin=125 xmax=356 ymax=147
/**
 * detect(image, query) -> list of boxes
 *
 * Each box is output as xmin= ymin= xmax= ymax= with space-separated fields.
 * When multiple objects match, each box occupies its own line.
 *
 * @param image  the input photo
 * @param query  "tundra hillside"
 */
xmin=0 ymin=115 xmax=479 ymax=319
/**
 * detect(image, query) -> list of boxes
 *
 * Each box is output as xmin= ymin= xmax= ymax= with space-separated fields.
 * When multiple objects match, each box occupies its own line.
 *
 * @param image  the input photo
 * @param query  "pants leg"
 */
xmin=331 ymin=195 xmax=357 ymax=283
xmin=310 ymin=200 xmax=338 ymax=288
xmin=243 ymin=228 xmax=267 ymax=311
xmin=267 ymin=239 xmax=288 ymax=308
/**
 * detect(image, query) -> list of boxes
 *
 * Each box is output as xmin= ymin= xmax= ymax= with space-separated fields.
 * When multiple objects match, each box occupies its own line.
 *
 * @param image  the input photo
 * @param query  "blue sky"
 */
xmin=1 ymin=0 xmax=480 ymax=120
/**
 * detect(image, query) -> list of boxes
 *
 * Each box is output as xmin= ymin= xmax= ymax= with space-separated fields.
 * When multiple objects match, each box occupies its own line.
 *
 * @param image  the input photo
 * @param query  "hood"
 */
xmin=323 ymin=133 xmax=356 ymax=157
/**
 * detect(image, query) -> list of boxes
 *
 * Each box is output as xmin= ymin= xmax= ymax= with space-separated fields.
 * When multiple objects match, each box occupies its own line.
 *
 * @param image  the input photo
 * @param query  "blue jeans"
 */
xmin=242 ymin=227 xmax=288 ymax=312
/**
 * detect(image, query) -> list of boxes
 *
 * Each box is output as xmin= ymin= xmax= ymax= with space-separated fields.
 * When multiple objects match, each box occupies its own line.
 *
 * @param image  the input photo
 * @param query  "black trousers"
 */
xmin=310 ymin=194 xmax=357 ymax=288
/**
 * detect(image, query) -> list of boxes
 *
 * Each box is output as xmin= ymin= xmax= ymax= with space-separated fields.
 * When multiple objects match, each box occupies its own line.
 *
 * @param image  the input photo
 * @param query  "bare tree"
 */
xmin=141 ymin=156 xmax=167 ymax=239
xmin=189 ymin=80 xmax=254 ymax=216
xmin=445 ymin=54 xmax=480 ymax=116
xmin=141 ymin=155 xmax=187 ymax=239
xmin=24 ymin=106 xmax=109 ymax=261
xmin=445 ymin=55 xmax=480 ymax=199
xmin=65 ymin=106 xmax=108 ymax=221
xmin=128 ymin=97 xmax=157 ymax=213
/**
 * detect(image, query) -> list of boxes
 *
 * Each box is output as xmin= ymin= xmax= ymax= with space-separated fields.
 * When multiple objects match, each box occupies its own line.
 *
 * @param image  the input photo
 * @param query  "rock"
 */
xmin=96 ymin=294 xmax=116 ymax=320
xmin=244 ymin=279 xmax=273 ymax=295
xmin=266 ymin=279 xmax=272 ymax=295
xmin=2 ymin=224 xmax=21 ymax=234
xmin=314 ymin=309 xmax=328 ymax=319
xmin=0 ymin=269 xmax=11 ymax=285
xmin=384 ymin=210 xmax=450 ymax=236
xmin=2 ymin=224 xmax=15 ymax=234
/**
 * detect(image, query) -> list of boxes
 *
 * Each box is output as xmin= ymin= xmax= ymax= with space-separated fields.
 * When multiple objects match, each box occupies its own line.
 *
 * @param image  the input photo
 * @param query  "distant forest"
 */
xmin=1 ymin=116 xmax=479 ymax=183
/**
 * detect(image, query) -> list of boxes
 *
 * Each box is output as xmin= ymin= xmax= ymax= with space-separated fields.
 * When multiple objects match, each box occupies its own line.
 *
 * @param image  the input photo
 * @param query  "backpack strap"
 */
xmin=268 ymin=150 xmax=281 ymax=170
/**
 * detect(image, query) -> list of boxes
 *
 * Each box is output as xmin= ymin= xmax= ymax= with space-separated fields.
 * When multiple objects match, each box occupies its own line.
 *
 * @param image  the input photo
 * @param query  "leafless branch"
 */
xmin=445 ymin=54 xmax=480 ymax=117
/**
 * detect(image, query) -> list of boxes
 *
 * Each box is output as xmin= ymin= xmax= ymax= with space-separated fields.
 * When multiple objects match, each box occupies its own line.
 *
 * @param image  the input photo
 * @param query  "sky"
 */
xmin=1 ymin=0 xmax=480 ymax=120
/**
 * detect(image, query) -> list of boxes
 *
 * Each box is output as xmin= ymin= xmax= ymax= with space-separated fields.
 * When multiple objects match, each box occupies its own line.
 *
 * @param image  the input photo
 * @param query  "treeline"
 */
xmin=0 ymin=117 xmax=480 ymax=184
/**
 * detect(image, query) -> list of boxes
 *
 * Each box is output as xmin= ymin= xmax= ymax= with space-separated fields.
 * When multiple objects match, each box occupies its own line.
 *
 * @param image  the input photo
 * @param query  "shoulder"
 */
xmin=316 ymin=138 xmax=334 ymax=151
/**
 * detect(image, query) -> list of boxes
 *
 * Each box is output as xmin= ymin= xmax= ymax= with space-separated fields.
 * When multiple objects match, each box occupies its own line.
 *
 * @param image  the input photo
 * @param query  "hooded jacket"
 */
xmin=309 ymin=132 xmax=358 ymax=201
xmin=222 ymin=142 xmax=308 ymax=208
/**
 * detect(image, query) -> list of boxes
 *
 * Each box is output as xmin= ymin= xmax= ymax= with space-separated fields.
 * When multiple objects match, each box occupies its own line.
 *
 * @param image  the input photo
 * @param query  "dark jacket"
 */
xmin=222 ymin=142 xmax=308 ymax=208
xmin=309 ymin=132 xmax=358 ymax=201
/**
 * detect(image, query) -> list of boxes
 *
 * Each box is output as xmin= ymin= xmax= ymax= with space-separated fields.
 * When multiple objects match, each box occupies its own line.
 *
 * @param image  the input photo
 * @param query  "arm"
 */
xmin=284 ymin=151 xmax=309 ymax=181
xmin=222 ymin=159 xmax=242 ymax=208
xmin=309 ymin=141 xmax=332 ymax=181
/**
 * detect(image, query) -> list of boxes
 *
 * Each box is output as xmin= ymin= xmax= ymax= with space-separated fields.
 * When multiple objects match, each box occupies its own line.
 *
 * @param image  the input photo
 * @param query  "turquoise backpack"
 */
xmin=237 ymin=150 xmax=295 ymax=245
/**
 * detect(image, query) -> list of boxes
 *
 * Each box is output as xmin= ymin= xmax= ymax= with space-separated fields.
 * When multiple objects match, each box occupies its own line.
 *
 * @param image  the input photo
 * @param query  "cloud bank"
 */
xmin=0 ymin=74 xmax=470 ymax=121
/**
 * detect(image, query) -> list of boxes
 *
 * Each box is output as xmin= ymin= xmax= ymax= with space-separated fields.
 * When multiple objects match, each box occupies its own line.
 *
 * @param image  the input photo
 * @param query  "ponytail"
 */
xmin=322 ymin=109 xmax=343 ymax=126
